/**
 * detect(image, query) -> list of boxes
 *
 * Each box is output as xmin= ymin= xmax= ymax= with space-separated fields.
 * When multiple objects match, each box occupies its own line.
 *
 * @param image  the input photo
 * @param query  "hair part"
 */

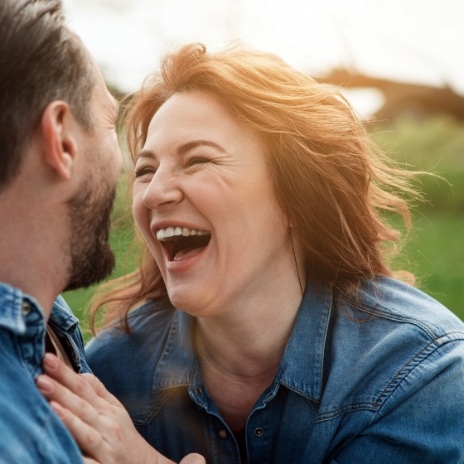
xmin=91 ymin=43 xmax=420 ymax=331
xmin=0 ymin=0 xmax=96 ymax=192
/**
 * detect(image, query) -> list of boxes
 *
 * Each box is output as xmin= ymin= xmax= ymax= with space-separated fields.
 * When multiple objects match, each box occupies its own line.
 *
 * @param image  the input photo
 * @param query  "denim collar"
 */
xmin=49 ymin=295 xmax=91 ymax=373
xmin=278 ymin=281 xmax=332 ymax=402
xmin=0 ymin=282 xmax=45 ymax=334
xmin=0 ymin=283 xmax=80 ymax=333
xmin=0 ymin=283 xmax=89 ymax=373
xmin=49 ymin=295 xmax=81 ymax=334
xmin=151 ymin=280 xmax=333 ymax=402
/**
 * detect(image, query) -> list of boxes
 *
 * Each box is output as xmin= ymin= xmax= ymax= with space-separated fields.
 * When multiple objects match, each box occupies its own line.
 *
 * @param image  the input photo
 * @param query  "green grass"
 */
xmin=370 ymin=115 xmax=464 ymax=213
xmin=394 ymin=211 xmax=464 ymax=320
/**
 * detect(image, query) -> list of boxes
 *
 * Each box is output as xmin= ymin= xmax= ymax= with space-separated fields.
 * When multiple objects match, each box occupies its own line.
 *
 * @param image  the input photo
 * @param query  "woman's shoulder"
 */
xmin=85 ymin=299 xmax=180 ymax=369
xmin=318 ymin=277 xmax=464 ymax=421
xmin=356 ymin=276 xmax=464 ymax=338
xmin=330 ymin=276 xmax=464 ymax=373
xmin=85 ymin=299 xmax=193 ymax=414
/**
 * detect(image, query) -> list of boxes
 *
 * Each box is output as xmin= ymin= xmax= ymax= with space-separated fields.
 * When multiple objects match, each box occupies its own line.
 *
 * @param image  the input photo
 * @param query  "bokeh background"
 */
xmin=62 ymin=0 xmax=464 ymax=335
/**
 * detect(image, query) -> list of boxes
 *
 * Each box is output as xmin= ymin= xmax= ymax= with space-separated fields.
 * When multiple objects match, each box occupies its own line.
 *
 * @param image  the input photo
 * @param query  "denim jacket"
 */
xmin=0 ymin=283 xmax=88 ymax=463
xmin=87 ymin=277 xmax=464 ymax=464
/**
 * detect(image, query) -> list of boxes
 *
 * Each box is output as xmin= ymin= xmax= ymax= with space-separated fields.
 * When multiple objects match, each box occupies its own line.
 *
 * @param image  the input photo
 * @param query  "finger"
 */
xmin=50 ymin=401 xmax=109 ymax=461
xmin=37 ymin=375 xmax=103 ymax=429
xmin=81 ymin=373 xmax=121 ymax=406
xmin=43 ymin=381 xmax=132 ymax=463
xmin=179 ymin=454 xmax=206 ymax=464
xmin=42 ymin=354 xmax=120 ymax=407
xmin=42 ymin=354 xmax=98 ymax=403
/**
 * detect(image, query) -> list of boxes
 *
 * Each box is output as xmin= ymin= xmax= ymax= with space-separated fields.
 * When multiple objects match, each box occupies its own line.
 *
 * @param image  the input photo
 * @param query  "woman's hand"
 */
xmin=37 ymin=353 xmax=205 ymax=464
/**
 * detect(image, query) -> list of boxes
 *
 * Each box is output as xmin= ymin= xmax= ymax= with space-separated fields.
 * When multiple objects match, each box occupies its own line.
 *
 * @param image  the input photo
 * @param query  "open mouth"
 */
xmin=156 ymin=226 xmax=211 ymax=261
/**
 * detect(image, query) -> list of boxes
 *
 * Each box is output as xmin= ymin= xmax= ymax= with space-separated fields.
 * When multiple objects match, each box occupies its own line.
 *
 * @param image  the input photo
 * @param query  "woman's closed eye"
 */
xmin=134 ymin=165 xmax=157 ymax=180
xmin=184 ymin=156 xmax=212 ymax=171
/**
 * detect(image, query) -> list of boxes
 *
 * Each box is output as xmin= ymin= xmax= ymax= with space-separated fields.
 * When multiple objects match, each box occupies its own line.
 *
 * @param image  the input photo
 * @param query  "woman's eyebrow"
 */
xmin=177 ymin=140 xmax=225 ymax=155
xmin=135 ymin=140 xmax=225 ymax=162
xmin=135 ymin=149 xmax=156 ymax=161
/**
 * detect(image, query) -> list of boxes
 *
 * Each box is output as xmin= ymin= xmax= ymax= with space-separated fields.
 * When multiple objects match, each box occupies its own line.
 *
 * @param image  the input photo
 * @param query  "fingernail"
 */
xmin=50 ymin=402 xmax=65 ymax=418
xmin=43 ymin=353 xmax=59 ymax=370
xmin=36 ymin=375 xmax=54 ymax=393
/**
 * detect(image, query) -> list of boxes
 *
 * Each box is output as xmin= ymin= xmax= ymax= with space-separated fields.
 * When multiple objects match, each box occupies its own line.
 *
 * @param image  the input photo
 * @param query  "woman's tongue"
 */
xmin=172 ymin=245 xmax=206 ymax=261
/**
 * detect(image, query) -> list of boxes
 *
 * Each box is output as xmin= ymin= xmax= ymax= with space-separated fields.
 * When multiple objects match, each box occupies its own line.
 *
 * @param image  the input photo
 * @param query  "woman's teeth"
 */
xmin=156 ymin=226 xmax=208 ymax=241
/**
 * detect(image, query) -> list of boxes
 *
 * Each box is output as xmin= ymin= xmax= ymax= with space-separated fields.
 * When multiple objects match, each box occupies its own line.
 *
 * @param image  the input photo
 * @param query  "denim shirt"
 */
xmin=0 ymin=283 xmax=88 ymax=463
xmin=87 ymin=277 xmax=464 ymax=464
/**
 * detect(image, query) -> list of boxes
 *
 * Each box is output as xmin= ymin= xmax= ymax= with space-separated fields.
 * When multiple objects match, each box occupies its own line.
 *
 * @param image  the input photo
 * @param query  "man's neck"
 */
xmin=0 ymin=135 xmax=72 ymax=319
xmin=0 ymin=267 xmax=59 ymax=319
xmin=0 ymin=209 xmax=67 ymax=320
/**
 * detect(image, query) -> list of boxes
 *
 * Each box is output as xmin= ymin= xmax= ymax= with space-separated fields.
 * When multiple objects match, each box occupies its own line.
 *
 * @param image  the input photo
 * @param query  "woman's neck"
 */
xmin=194 ymin=281 xmax=304 ymax=379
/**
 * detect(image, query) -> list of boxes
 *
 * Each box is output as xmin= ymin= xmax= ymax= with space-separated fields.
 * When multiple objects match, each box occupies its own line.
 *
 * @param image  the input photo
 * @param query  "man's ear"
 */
xmin=40 ymin=101 xmax=79 ymax=180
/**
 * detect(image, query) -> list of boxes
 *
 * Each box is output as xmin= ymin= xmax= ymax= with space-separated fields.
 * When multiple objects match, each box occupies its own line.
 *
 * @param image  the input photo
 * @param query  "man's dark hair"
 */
xmin=0 ymin=0 xmax=96 ymax=191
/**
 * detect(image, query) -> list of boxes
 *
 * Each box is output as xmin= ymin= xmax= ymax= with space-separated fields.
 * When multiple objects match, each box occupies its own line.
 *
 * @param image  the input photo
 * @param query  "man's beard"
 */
xmin=64 ymin=175 xmax=117 ymax=292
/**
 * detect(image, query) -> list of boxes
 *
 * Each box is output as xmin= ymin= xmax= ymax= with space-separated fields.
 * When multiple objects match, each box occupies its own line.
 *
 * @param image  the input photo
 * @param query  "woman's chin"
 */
xmin=168 ymin=291 xmax=207 ymax=316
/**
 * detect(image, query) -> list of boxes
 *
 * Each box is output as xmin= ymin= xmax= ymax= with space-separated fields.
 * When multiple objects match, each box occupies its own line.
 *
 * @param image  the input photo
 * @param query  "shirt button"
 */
xmin=194 ymin=387 xmax=202 ymax=395
xmin=254 ymin=427 xmax=264 ymax=437
xmin=218 ymin=429 xmax=228 ymax=439
xmin=21 ymin=302 xmax=31 ymax=316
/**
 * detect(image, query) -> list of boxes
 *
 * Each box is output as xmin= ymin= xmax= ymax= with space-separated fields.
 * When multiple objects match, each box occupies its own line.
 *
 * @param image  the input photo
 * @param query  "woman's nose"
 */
xmin=142 ymin=167 xmax=183 ymax=209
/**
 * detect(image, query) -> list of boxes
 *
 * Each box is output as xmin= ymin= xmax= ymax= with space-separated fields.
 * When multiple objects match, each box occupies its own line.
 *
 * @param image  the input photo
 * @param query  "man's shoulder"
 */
xmin=0 ymin=346 xmax=83 ymax=463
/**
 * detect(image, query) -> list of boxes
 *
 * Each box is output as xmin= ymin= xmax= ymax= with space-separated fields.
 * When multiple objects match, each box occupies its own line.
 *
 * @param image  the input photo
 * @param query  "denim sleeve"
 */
xmin=332 ymin=337 xmax=464 ymax=463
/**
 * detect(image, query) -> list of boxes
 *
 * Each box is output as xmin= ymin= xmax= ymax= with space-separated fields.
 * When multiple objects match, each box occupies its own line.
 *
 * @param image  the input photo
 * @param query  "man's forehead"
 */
xmin=107 ymin=92 xmax=120 ymax=114
xmin=95 ymin=75 xmax=119 ymax=113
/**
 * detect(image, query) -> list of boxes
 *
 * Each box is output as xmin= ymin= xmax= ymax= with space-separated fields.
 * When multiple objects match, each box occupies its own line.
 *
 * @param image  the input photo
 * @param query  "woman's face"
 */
xmin=133 ymin=91 xmax=296 ymax=317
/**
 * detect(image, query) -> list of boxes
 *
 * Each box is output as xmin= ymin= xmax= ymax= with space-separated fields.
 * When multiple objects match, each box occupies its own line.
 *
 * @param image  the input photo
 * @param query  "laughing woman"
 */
xmin=39 ymin=43 xmax=464 ymax=463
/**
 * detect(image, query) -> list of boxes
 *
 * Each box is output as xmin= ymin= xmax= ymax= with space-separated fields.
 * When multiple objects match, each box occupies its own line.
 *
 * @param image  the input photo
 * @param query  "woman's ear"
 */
xmin=39 ymin=101 xmax=79 ymax=180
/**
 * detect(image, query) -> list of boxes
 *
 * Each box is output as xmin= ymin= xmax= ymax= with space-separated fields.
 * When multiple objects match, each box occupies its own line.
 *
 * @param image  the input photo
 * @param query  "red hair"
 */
xmin=90 ymin=43 xmax=419 ymax=331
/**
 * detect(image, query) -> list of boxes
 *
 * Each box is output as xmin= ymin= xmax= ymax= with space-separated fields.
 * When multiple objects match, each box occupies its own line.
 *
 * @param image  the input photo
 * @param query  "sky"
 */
xmin=63 ymin=0 xmax=464 ymax=117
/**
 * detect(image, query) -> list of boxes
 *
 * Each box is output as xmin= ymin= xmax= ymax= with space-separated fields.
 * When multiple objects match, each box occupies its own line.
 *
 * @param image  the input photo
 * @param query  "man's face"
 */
xmin=64 ymin=66 xmax=122 ymax=291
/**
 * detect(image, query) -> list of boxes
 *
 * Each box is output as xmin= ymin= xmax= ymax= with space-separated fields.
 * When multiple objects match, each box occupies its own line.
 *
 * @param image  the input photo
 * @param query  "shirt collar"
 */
xmin=152 ymin=308 xmax=196 ymax=391
xmin=49 ymin=295 xmax=80 ymax=333
xmin=0 ymin=284 xmax=80 ymax=334
xmin=49 ymin=295 xmax=91 ymax=373
xmin=0 ymin=282 xmax=44 ymax=334
xmin=152 ymin=280 xmax=333 ymax=403
xmin=278 ymin=280 xmax=333 ymax=402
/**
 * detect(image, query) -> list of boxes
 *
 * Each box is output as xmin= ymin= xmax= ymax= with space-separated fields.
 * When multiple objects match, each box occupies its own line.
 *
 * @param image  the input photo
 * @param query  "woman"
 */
xmin=39 ymin=43 xmax=464 ymax=463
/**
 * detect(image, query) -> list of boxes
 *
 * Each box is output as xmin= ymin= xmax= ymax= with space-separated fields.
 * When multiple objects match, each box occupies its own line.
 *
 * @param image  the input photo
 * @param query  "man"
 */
xmin=0 ymin=0 xmax=122 ymax=461
xmin=1 ymin=2 xmax=205 ymax=462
